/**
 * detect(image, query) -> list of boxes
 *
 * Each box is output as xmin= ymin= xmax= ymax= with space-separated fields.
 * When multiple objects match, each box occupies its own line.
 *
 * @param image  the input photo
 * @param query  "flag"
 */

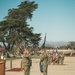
xmin=40 ymin=34 xmax=46 ymax=73
xmin=41 ymin=34 xmax=46 ymax=49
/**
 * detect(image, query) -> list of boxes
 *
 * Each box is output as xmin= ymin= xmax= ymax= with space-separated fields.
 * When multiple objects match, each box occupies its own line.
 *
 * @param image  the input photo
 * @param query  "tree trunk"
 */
xmin=15 ymin=41 xmax=20 ymax=57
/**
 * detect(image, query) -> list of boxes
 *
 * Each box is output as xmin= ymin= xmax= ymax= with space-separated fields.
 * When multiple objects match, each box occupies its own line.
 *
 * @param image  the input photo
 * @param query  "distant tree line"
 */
xmin=45 ymin=42 xmax=75 ymax=50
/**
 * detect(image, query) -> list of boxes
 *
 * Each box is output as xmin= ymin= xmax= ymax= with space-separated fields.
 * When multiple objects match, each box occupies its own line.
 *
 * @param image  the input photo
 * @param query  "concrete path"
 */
xmin=5 ymin=57 xmax=75 ymax=75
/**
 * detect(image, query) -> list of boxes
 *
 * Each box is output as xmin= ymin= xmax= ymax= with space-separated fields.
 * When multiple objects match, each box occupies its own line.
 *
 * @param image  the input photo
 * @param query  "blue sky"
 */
xmin=0 ymin=0 xmax=75 ymax=42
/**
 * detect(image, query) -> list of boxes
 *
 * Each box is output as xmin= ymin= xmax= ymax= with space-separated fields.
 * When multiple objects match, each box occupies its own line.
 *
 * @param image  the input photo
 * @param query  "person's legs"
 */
xmin=24 ymin=66 xmax=29 ymax=75
xmin=43 ymin=66 xmax=48 ymax=75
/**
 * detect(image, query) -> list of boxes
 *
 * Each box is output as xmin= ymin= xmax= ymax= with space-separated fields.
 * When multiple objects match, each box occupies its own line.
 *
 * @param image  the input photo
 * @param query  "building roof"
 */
xmin=0 ymin=47 xmax=5 ymax=50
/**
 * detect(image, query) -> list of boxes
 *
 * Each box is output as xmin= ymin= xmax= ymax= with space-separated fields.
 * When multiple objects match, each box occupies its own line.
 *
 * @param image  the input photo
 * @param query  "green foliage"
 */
xmin=6 ymin=57 xmax=22 ymax=60
xmin=0 ymin=0 xmax=41 ymax=52
xmin=67 ymin=42 xmax=75 ymax=50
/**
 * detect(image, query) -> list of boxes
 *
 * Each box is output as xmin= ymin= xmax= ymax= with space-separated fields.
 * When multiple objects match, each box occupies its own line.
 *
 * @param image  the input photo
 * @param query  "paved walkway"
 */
xmin=6 ymin=57 xmax=75 ymax=75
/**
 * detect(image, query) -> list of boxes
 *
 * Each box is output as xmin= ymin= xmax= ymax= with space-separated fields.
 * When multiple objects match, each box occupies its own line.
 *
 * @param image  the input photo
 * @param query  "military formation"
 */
xmin=22 ymin=49 xmax=65 ymax=75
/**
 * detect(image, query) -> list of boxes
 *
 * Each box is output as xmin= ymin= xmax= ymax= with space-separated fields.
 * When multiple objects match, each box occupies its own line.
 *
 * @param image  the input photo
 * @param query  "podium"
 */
xmin=0 ymin=60 xmax=5 ymax=75
xmin=0 ymin=53 xmax=5 ymax=75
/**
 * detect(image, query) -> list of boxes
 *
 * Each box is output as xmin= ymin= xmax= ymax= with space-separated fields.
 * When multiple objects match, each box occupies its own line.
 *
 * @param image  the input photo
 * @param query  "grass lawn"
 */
xmin=6 ymin=57 xmax=22 ymax=60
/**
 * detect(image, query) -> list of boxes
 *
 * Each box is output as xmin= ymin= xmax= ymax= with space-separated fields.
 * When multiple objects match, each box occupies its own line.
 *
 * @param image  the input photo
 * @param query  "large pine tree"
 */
xmin=0 ymin=0 xmax=41 ymax=55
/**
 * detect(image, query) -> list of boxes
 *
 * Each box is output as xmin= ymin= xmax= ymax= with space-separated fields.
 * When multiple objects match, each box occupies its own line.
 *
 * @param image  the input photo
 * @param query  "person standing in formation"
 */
xmin=40 ymin=50 xmax=48 ymax=75
xmin=59 ymin=52 xmax=64 ymax=65
xmin=22 ymin=49 xmax=32 ymax=75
